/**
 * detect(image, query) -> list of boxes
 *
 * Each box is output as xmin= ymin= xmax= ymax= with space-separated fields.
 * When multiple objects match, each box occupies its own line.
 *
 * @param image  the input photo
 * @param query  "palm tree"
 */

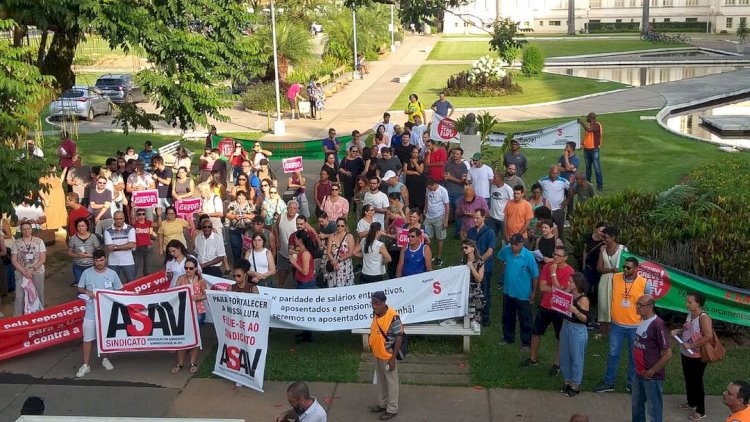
xmin=567 ymin=0 xmax=575 ymax=35
xmin=256 ymin=17 xmax=313 ymax=83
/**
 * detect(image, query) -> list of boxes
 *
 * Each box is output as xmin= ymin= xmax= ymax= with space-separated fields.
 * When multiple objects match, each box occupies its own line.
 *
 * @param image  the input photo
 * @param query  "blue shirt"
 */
xmin=139 ymin=149 xmax=157 ymax=172
xmin=497 ymin=245 xmax=538 ymax=300
xmin=468 ymin=224 xmax=496 ymax=272
xmin=557 ymin=154 xmax=580 ymax=181
xmin=322 ymin=138 xmax=341 ymax=165
xmin=402 ymin=243 xmax=426 ymax=276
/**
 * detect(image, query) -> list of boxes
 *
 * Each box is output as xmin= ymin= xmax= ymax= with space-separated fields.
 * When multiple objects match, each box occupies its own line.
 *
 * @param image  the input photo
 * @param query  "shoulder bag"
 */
xmin=325 ymin=233 xmax=347 ymax=273
xmin=699 ymin=313 xmax=726 ymax=363
xmin=376 ymin=317 xmax=408 ymax=361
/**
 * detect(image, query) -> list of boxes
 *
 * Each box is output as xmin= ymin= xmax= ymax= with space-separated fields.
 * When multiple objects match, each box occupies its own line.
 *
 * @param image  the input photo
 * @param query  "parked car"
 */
xmin=95 ymin=74 xmax=144 ymax=104
xmin=48 ymin=86 xmax=112 ymax=121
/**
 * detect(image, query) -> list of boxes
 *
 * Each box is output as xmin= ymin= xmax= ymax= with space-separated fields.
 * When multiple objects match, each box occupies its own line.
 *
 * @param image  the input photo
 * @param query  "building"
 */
xmin=443 ymin=0 xmax=750 ymax=34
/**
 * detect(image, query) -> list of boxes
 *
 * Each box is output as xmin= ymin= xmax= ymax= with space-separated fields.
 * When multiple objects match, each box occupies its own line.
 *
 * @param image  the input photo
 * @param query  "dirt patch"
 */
xmin=86 ymin=54 xmax=148 ymax=70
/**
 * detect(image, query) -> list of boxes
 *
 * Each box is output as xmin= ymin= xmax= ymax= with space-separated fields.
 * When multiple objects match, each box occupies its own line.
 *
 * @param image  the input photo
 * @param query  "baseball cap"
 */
xmin=371 ymin=291 xmax=387 ymax=302
xmin=472 ymin=152 xmax=482 ymax=161
xmin=510 ymin=233 xmax=525 ymax=244
xmin=381 ymin=170 xmax=396 ymax=182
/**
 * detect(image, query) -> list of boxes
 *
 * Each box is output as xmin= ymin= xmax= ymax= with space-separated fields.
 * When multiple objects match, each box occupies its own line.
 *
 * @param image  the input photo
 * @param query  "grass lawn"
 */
xmin=428 ymin=39 xmax=687 ymax=60
xmin=390 ymin=64 xmax=626 ymax=109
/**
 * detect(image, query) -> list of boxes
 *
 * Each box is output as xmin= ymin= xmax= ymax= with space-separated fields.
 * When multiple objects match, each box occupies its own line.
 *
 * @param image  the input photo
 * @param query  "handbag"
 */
xmin=700 ymin=314 xmax=726 ymax=363
xmin=325 ymin=233 xmax=347 ymax=273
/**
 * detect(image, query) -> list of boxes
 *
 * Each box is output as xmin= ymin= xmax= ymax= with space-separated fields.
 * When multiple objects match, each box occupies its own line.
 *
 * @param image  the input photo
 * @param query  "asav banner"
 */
xmin=621 ymin=252 xmax=750 ymax=327
xmin=488 ymin=120 xmax=581 ymax=150
xmin=206 ymin=291 xmax=271 ymax=392
xmin=95 ymin=286 xmax=201 ymax=354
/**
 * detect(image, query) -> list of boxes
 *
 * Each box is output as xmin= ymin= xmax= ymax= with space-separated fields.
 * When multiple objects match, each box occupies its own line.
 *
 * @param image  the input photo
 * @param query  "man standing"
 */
xmin=522 ymin=247 xmax=574 ymax=374
xmin=468 ymin=209 xmax=496 ymax=326
xmin=539 ymin=166 xmax=569 ymax=240
xmin=557 ymin=141 xmax=580 ymax=182
xmin=276 ymin=381 xmax=327 ymax=422
xmin=578 ymin=112 xmax=603 ymax=191
xmin=631 ymin=294 xmax=672 ymax=422
xmin=377 ymin=148 xmax=402 ymax=184
xmin=76 ymin=249 xmax=122 ymax=378
xmin=498 ymin=234 xmax=538 ymax=350
xmin=504 ymin=185 xmax=533 ymax=243
xmin=394 ymin=127 xmax=416 ymax=165
xmin=424 ymin=178 xmax=449 ymax=267
xmin=723 ymin=380 xmax=750 ymax=422
xmin=66 ymin=193 xmax=91 ymax=238
xmin=503 ymin=139 xmax=527 ymax=177
xmin=504 ymin=164 xmax=525 ymax=191
xmin=275 ymin=200 xmax=299 ymax=288
xmin=383 ymin=171 xmax=409 ymax=211
xmin=596 ymin=257 xmax=652 ymax=393
xmin=488 ymin=171 xmax=514 ymax=242
xmin=468 ymin=153 xmax=494 ymax=204
xmin=195 ymin=217 xmax=226 ymax=277
xmin=138 ymin=141 xmax=157 ymax=173
xmin=322 ymin=128 xmax=341 ymax=167
xmin=364 ymin=177 xmax=390 ymax=226
xmin=368 ymin=291 xmax=403 ymax=421
xmin=444 ymin=147 xmax=468 ymax=238
xmin=104 ymin=211 xmax=136 ymax=283
xmin=410 ymin=115 xmax=427 ymax=157
xmin=89 ymin=176 xmax=113 ymax=236
xmin=210 ymin=148 xmax=228 ymax=184
xmin=424 ymin=139 xmax=447 ymax=184
xmin=431 ymin=92 xmax=454 ymax=118
xmin=151 ymin=156 xmax=173 ymax=213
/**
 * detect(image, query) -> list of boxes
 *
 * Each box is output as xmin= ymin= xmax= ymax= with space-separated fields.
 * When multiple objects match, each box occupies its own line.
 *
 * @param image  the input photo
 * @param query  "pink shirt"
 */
xmin=287 ymin=83 xmax=301 ymax=100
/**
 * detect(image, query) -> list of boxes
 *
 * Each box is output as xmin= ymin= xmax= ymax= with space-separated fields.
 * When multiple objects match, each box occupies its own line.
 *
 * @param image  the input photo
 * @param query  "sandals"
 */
xmin=190 ymin=363 xmax=199 ymax=373
xmin=688 ymin=413 xmax=706 ymax=421
xmin=170 ymin=364 xmax=183 ymax=374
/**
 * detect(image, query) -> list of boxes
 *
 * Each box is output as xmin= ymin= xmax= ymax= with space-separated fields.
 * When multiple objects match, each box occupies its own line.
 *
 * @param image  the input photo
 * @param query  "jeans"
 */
xmin=229 ymin=229 xmax=243 ymax=264
xmin=448 ymin=191 xmax=462 ymax=237
xmin=631 ymin=376 xmax=664 ymax=422
xmin=133 ymin=246 xmax=152 ymax=278
xmin=486 ymin=217 xmax=505 ymax=246
xmin=604 ymin=323 xmax=637 ymax=387
xmin=108 ymin=264 xmax=137 ymax=283
xmin=551 ymin=208 xmax=565 ymax=241
xmin=72 ymin=263 xmax=92 ymax=286
xmin=502 ymin=294 xmax=533 ymax=346
xmin=232 ymin=165 xmax=242 ymax=183
xmin=481 ymin=270 xmax=492 ymax=320
xmin=559 ymin=321 xmax=589 ymax=386
xmin=584 ymin=148 xmax=603 ymax=189
xmin=681 ymin=354 xmax=707 ymax=415
xmin=6 ymin=263 xmax=16 ymax=292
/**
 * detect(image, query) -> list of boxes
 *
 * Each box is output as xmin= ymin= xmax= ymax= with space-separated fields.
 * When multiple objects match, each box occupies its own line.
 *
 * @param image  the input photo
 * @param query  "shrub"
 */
xmin=445 ymin=56 xmax=522 ymax=97
xmin=587 ymin=22 xmax=640 ymax=33
xmin=521 ymin=46 xmax=544 ymax=76
xmin=241 ymin=83 xmax=288 ymax=113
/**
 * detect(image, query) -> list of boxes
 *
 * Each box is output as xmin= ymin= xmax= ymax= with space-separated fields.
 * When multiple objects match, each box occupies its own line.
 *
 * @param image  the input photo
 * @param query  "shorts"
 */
xmin=287 ymin=98 xmax=296 ymax=108
xmin=83 ymin=319 xmax=97 ymax=342
xmin=532 ymin=307 xmax=563 ymax=339
xmin=424 ymin=215 xmax=447 ymax=240
xmin=277 ymin=254 xmax=290 ymax=271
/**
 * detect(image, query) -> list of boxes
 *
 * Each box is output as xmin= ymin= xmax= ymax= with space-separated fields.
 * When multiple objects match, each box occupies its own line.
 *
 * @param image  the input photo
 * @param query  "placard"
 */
xmin=396 ymin=227 xmax=409 ymax=248
xmin=550 ymin=288 xmax=574 ymax=317
xmin=174 ymin=198 xmax=202 ymax=220
xmin=131 ymin=189 xmax=159 ymax=208
xmin=282 ymin=156 xmax=304 ymax=173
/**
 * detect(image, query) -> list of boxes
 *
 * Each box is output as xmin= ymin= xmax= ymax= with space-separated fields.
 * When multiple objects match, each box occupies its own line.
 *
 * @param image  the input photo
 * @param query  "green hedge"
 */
xmin=587 ymin=22 xmax=640 ymax=33
xmin=653 ymin=21 xmax=708 ymax=32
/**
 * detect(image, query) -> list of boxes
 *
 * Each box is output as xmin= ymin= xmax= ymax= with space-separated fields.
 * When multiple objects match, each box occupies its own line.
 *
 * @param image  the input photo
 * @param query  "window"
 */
xmin=725 ymin=0 xmax=736 ymax=4
xmin=651 ymin=0 xmax=657 ymax=6
xmin=590 ymin=0 xmax=602 ymax=7
xmin=664 ymin=18 xmax=671 ymax=22
xmin=616 ymin=19 xmax=623 ymax=23
xmin=739 ymin=0 xmax=749 ymax=5
xmin=615 ymin=0 xmax=624 ymax=6
xmin=663 ymin=0 xmax=673 ymax=5
xmin=685 ymin=0 xmax=698 ymax=5
xmin=686 ymin=17 xmax=698 ymax=21
xmin=726 ymin=17 xmax=734 ymax=27
xmin=539 ymin=20 xmax=544 ymax=26
xmin=549 ymin=20 xmax=562 ymax=26
xmin=742 ymin=17 xmax=748 ymax=25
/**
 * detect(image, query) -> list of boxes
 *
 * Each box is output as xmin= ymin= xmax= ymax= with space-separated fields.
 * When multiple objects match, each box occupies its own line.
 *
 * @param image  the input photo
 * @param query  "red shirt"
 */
xmin=294 ymin=251 xmax=315 ymax=282
xmin=67 ymin=206 xmax=91 ymax=237
xmin=59 ymin=138 xmax=77 ymax=169
xmin=426 ymin=148 xmax=447 ymax=181
xmin=132 ymin=220 xmax=153 ymax=247
xmin=539 ymin=262 xmax=574 ymax=310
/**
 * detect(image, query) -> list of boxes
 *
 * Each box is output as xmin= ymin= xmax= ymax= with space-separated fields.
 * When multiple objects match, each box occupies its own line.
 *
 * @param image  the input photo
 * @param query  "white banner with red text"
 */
xmin=430 ymin=114 xmax=460 ymax=143
xmin=206 ymin=291 xmax=271 ymax=392
xmin=488 ymin=120 xmax=581 ymax=150
xmin=0 ymin=271 xmax=169 ymax=361
xmin=255 ymin=266 xmax=470 ymax=331
xmin=94 ymin=286 xmax=201 ymax=354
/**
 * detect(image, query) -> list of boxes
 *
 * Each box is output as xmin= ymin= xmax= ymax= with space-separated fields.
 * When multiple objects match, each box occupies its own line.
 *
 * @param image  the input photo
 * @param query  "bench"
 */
xmin=398 ymin=72 xmax=412 ymax=84
xmin=315 ymin=74 xmax=331 ymax=87
xmin=332 ymin=65 xmax=347 ymax=79
xmin=352 ymin=306 xmax=479 ymax=353
xmin=158 ymin=140 xmax=193 ymax=167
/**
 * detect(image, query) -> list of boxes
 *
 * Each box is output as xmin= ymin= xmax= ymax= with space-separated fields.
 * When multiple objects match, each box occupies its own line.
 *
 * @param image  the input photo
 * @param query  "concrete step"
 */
xmin=357 ymin=353 xmax=471 ymax=385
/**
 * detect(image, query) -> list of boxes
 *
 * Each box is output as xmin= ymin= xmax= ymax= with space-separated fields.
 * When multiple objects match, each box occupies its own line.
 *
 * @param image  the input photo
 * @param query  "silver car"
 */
xmin=49 ymin=86 xmax=112 ymax=121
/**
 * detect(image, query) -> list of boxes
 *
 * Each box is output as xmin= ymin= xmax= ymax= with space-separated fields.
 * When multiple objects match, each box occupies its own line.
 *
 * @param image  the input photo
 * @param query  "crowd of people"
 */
xmin=0 ymin=98 xmax=742 ymax=422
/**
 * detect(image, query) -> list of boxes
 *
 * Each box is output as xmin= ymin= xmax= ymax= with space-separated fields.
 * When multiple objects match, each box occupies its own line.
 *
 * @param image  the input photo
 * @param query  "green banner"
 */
xmin=620 ymin=252 xmax=750 ymax=327
xmin=211 ymin=134 xmax=351 ymax=161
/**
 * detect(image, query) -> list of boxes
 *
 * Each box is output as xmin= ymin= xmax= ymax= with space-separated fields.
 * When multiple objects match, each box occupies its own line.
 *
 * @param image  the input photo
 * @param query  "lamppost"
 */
xmin=390 ymin=4 xmax=396 ymax=52
xmin=271 ymin=0 xmax=285 ymax=136
xmin=707 ymin=5 xmax=715 ymax=34
xmin=352 ymin=8 xmax=359 ymax=79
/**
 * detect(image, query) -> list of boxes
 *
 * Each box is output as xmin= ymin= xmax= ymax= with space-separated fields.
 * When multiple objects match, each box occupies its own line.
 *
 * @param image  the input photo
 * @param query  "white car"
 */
xmin=49 ymin=86 xmax=112 ymax=121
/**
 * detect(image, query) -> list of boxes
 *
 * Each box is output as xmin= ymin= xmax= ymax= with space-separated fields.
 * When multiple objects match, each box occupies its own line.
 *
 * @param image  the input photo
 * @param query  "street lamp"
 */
xmin=390 ymin=4 xmax=396 ymax=52
xmin=352 ymin=8 xmax=359 ymax=79
xmin=271 ymin=0 xmax=285 ymax=136
xmin=707 ymin=5 xmax=716 ymax=34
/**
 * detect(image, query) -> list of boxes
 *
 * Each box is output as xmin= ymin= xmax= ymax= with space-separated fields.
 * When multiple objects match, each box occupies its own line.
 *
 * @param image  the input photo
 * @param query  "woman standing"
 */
xmin=320 ymin=183 xmax=349 ymax=222
xmin=170 ymin=257 xmax=206 ymax=374
xmin=11 ymin=221 xmax=46 ymax=315
xmin=39 ymin=164 xmax=68 ymax=230
xmin=173 ymin=147 xmax=192 ymax=174
xmin=67 ymin=218 xmax=101 ymax=286
xmin=124 ymin=146 xmax=139 ymax=162
xmin=527 ymin=183 xmax=549 ymax=237
xmin=158 ymin=206 xmax=190 ymax=257
xmin=376 ymin=125 xmax=391 ymax=148
xmin=672 ymin=292 xmax=713 ymax=421
xmin=324 ymin=217 xmax=355 ymax=288
xmin=352 ymin=176 xmax=369 ymax=220
xmin=404 ymin=93 xmax=426 ymax=124
xmin=403 ymin=148 xmax=426 ymax=212
xmin=226 ymin=190 xmax=256 ymax=263
xmin=230 ymin=174 xmax=254 ymax=202
xmin=356 ymin=204 xmax=376 ymax=240
xmin=250 ymin=142 xmax=273 ymax=170
xmin=231 ymin=259 xmax=260 ymax=294
xmin=582 ymin=222 xmax=607 ymax=321
xmin=172 ymin=167 xmax=195 ymax=201
xmin=256 ymin=159 xmax=277 ymax=188
xmin=462 ymin=239 xmax=485 ymax=331
xmin=353 ymin=222 xmax=391 ymax=283
xmin=245 ymin=233 xmax=276 ymax=287
xmin=321 ymin=153 xmax=339 ymax=184
xmin=559 ymin=273 xmax=590 ymax=397
xmin=535 ymin=219 xmax=564 ymax=265
xmin=287 ymin=171 xmax=309 ymax=218
xmin=260 ymin=186 xmax=286 ymax=227
xmin=596 ymin=226 xmax=625 ymax=337
xmin=255 ymin=178 xmax=271 ymax=210
xmin=289 ymin=230 xmax=316 ymax=343
xmin=230 ymin=141 xmax=248 ymax=183
xmin=165 ymin=240 xmax=192 ymax=288
xmin=198 ymin=146 xmax=215 ymax=184
xmin=209 ymin=170 xmax=228 ymax=201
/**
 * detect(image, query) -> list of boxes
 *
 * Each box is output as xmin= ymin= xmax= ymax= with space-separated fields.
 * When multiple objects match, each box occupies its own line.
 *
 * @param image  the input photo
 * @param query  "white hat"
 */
xmin=381 ymin=170 xmax=396 ymax=182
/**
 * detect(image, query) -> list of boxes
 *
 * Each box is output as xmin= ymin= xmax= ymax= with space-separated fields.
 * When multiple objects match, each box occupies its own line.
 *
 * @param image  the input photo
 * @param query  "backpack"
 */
xmin=376 ymin=318 xmax=408 ymax=360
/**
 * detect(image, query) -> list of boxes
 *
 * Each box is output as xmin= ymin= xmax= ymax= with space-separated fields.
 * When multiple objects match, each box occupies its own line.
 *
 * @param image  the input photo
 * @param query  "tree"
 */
xmin=488 ymin=18 xmax=527 ymax=67
xmin=345 ymin=0 xmax=468 ymax=28
xmin=641 ymin=0 xmax=650 ymax=34
xmin=567 ymin=0 xmax=575 ymax=35
xmin=254 ymin=17 xmax=313 ymax=83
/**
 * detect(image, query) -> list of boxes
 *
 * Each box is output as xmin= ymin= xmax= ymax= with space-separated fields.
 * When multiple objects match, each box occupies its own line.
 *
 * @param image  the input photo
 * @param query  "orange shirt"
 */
xmin=610 ymin=273 xmax=648 ymax=326
xmin=504 ymin=199 xmax=533 ymax=238
xmin=726 ymin=405 xmax=750 ymax=422
xmin=583 ymin=121 xmax=603 ymax=150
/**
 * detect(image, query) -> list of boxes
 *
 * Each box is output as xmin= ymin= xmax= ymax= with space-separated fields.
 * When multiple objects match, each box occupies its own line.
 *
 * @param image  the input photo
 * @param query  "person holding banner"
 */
xmin=170 ymin=256 xmax=207 ymax=374
xmin=559 ymin=273 xmax=590 ymax=397
xmin=368 ymin=290 xmax=403 ymax=420
xmin=76 ymin=249 xmax=122 ymax=378
xmin=353 ymin=222 xmax=391 ymax=283
xmin=578 ymin=112 xmax=603 ymax=191
xmin=172 ymin=167 xmax=196 ymax=202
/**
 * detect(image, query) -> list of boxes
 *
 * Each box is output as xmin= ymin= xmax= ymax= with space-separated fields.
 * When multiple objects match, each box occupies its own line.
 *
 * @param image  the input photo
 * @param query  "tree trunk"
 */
xmin=37 ymin=29 xmax=49 ymax=68
xmin=41 ymin=27 xmax=81 ymax=90
xmin=278 ymin=54 xmax=289 ymax=84
xmin=641 ymin=0 xmax=650 ymax=34
xmin=12 ymin=24 xmax=24 ymax=48
xmin=567 ymin=0 xmax=576 ymax=35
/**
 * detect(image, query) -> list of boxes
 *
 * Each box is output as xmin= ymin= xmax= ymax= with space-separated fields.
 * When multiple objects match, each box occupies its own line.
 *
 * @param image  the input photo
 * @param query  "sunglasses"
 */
xmin=270 ymin=190 xmax=278 ymax=194
xmin=331 ymin=187 xmax=339 ymax=191
xmin=202 ymin=225 xmax=213 ymax=229
xmin=409 ymin=235 xmax=418 ymax=239
xmin=137 ymin=212 xmax=146 ymax=216
xmin=184 ymin=266 xmax=196 ymax=270
xmin=336 ymin=224 xmax=346 ymax=228
xmin=233 ymin=273 xmax=244 ymax=278
xmin=462 ymin=245 xmax=471 ymax=249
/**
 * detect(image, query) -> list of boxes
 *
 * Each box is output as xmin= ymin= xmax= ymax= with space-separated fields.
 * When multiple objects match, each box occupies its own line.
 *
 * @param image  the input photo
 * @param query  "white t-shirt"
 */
xmin=539 ymin=176 xmax=570 ymax=210
xmin=166 ymin=255 xmax=189 ymax=288
xmin=104 ymin=224 xmax=136 ymax=266
xmin=78 ymin=267 xmax=122 ymax=320
xmin=201 ymin=194 xmax=224 ymax=235
xmin=195 ymin=232 xmax=226 ymax=266
xmin=489 ymin=183 xmax=514 ymax=221
xmin=357 ymin=218 xmax=373 ymax=234
xmin=360 ymin=239 xmax=386 ymax=276
xmin=373 ymin=120 xmax=395 ymax=138
xmin=246 ymin=248 xmax=271 ymax=274
xmin=278 ymin=213 xmax=298 ymax=258
xmin=425 ymin=185 xmax=449 ymax=219
xmin=299 ymin=397 xmax=327 ymax=422
xmin=410 ymin=125 xmax=427 ymax=155
xmin=468 ymin=165 xmax=494 ymax=199
xmin=363 ymin=191 xmax=389 ymax=225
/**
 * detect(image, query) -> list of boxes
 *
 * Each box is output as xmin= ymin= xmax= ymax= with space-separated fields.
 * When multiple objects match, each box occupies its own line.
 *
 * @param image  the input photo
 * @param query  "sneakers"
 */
xmin=520 ymin=358 xmax=539 ymax=368
xmin=76 ymin=364 xmax=91 ymax=378
xmin=594 ymin=383 xmax=614 ymax=393
xmin=471 ymin=320 xmax=481 ymax=333
xmin=435 ymin=258 xmax=444 ymax=267
xmin=102 ymin=358 xmax=114 ymax=371
xmin=548 ymin=364 xmax=560 ymax=376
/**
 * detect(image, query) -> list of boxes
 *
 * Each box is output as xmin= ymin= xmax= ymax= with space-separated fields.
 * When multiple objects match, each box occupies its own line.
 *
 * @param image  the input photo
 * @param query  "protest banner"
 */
xmin=257 ymin=266 xmax=470 ymax=331
xmin=0 ymin=271 xmax=169 ymax=361
xmin=621 ymin=252 xmax=750 ymax=327
xmin=396 ymin=227 xmax=409 ymax=248
xmin=550 ymin=288 xmax=573 ymax=317
xmin=281 ymin=156 xmax=304 ymax=173
xmin=430 ymin=114 xmax=460 ymax=143
xmin=95 ymin=286 xmax=201 ymax=354
xmin=174 ymin=198 xmax=201 ymax=220
xmin=206 ymin=291 xmax=271 ymax=392
xmin=211 ymin=135 xmax=353 ymax=160
xmin=130 ymin=189 xmax=159 ymax=208
xmin=487 ymin=120 xmax=580 ymax=150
